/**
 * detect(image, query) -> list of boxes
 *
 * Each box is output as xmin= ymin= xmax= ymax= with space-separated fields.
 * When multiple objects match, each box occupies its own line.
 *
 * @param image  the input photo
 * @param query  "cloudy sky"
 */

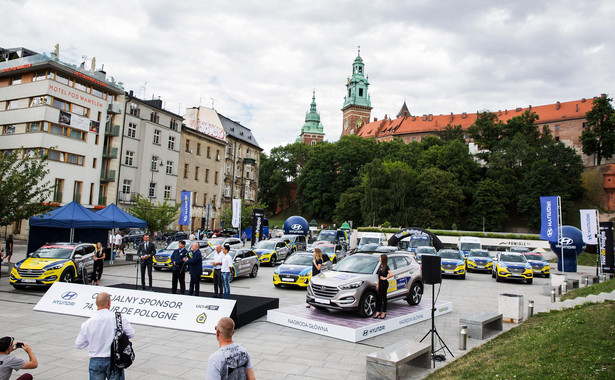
xmin=4 ymin=0 xmax=614 ymax=153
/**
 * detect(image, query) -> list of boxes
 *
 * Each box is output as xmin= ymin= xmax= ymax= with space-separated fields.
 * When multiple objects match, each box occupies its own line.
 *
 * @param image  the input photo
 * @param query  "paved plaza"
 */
xmin=0 ymin=240 xmax=601 ymax=379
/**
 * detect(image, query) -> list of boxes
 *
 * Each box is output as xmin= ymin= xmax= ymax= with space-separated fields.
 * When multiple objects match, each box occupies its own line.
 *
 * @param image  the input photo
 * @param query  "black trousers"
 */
xmin=376 ymin=281 xmax=388 ymax=312
xmin=91 ymin=261 xmax=104 ymax=282
xmin=213 ymin=269 xmax=222 ymax=297
xmin=188 ymin=274 xmax=200 ymax=296
xmin=140 ymin=262 xmax=152 ymax=289
xmin=171 ymin=270 xmax=186 ymax=294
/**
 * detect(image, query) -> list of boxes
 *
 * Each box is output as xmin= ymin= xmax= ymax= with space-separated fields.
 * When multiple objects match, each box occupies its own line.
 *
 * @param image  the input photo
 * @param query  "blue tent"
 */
xmin=29 ymin=201 xmax=113 ymax=229
xmin=96 ymin=203 xmax=147 ymax=229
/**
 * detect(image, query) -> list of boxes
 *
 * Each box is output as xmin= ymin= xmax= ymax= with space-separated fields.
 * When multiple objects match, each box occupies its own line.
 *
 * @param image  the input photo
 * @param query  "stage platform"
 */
xmin=112 ymin=284 xmax=278 ymax=328
xmin=267 ymin=299 xmax=452 ymax=342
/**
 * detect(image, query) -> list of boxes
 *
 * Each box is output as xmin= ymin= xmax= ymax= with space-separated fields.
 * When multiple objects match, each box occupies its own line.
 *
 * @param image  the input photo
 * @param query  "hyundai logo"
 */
xmin=61 ymin=291 xmax=78 ymax=300
xmin=320 ymin=286 xmax=326 ymax=290
xmin=546 ymin=227 xmax=553 ymax=238
xmin=291 ymin=224 xmax=303 ymax=230
xmin=559 ymin=237 xmax=574 ymax=245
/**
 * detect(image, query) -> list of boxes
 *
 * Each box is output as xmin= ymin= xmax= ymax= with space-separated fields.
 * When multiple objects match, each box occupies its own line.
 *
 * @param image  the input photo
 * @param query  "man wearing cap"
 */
xmin=0 ymin=336 xmax=37 ymax=380
xmin=76 ymin=292 xmax=135 ymax=380
xmin=171 ymin=240 xmax=189 ymax=294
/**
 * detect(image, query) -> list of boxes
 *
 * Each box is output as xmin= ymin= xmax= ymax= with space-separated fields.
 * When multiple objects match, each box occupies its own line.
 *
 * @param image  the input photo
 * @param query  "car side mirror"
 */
xmin=235 ymin=257 xmax=241 ymax=262
xmin=74 ymin=254 xmax=83 ymax=260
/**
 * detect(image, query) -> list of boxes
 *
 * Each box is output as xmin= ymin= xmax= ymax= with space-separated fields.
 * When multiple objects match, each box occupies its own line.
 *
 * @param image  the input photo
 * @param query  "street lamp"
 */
xmin=149 ymin=159 xmax=164 ymax=199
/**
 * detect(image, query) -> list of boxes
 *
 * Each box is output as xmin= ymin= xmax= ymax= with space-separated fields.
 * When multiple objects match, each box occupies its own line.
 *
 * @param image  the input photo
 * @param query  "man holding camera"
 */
xmin=0 ymin=336 xmax=38 ymax=380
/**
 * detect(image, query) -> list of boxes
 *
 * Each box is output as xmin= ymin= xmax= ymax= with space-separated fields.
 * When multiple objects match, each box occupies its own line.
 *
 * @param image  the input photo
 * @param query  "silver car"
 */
xmin=306 ymin=252 xmax=423 ymax=317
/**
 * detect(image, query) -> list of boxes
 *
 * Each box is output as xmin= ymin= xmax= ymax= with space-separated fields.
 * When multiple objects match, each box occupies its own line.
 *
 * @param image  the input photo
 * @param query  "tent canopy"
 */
xmin=29 ymin=201 xmax=114 ymax=229
xmin=96 ymin=203 xmax=147 ymax=229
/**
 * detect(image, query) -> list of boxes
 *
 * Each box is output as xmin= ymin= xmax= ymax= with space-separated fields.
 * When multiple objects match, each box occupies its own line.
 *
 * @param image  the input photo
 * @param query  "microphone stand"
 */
xmin=135 ymin=253 xmax=141 ymax=290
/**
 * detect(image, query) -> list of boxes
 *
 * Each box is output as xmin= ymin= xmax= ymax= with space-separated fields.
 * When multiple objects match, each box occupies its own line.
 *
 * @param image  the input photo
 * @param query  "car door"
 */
xmin=276 ymin=242 xmax=288 ymax=260
xmin=387 ymin=256 xmax=411 ymax=297
xmin=296 ymin=236 xmax=306 ymax=251
xmin=71 ymin=245 xmax=90 ymax=278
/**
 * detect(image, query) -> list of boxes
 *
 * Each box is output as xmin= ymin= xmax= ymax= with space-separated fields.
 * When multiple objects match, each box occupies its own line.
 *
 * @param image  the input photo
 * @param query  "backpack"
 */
xmin=111 ymin=312 xmax=135 ymax=369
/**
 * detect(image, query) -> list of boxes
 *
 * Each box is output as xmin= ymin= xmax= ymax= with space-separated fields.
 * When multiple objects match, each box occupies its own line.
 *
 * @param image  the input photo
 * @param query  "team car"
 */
xmin=313 ymin=243 xmax=346 ymax=264
xmin=306 ymin=252 xmax=423 ymax=317
xmin=281 ymin=234 xmax=307 ymax=252
xmin=10 ymin=242 xmax=95 ymax=288
xmin=152 ymin=240 xmax=211 ymax=270
xmin=207 ymin=237 xmax=243 ymax=250
xmin=252 ymin=239 xmax=290 ymax=266
xmin=438 ymin=249 xmax=466 ymax=279
xmin=273 ymin=251 xmax=333 ymax=287
xmin=414 ymin=246 xmax=437 ymax=263
xmin=492 ymin=252 xmax=533 ymax=284
xmin=201 ymin=248 xmax=259 ymax=281
xmin=523 ymin=252 xmax=551 ymax=278
xmin=466 ymin=249 xmax=493 ymax=273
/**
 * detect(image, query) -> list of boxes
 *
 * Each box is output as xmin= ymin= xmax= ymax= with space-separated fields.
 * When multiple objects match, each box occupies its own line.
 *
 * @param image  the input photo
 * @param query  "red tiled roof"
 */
xmin=357 ymin=98 xmax=596 ymax=138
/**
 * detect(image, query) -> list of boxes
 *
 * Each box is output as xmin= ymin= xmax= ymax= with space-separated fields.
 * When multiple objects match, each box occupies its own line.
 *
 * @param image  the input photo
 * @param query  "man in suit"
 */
xmin=184 ymin=242 xmax=203 ymax=296
xmin=171 ymin=240 xmax=188 ymax=294
xmin=138 ymin=234 xmax=156 ymax=290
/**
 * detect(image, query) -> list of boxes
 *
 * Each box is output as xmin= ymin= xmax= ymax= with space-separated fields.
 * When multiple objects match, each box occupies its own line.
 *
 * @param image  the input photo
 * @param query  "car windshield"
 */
xmin=333 ymin=255 xmax=379 ymax=274
xmin=285 ymin=255 xmax=313 ymax=266
xmin=254 ymin=241 xmax=276 ymax=250
xmin=359 ymin=243 xmax=379 ymax=252
xmin=439 ymin=250 xmax=462 ymax=259
xmin=416 ymin=247 xmax=436 ymax=254
xmin=460 ymin=242 xmax=481 ymax=251
xmin=205 ymin=251 xmax=216 ymax=260
xmin=208 ymin=238 xmax=226 ymax=246
xmin=469 ymin=250 xmax=490 ymax=258
xmin=524 ymin=253 xmax=545 ymax=261
xmin=500 ymin=254 xmax=527 ymax=263
xmin=281 ymin=236 xmax=296 ymax=241
xmin=31 ymin=247 xmax=73 ymax=259
xmin=316 ymin=232 xmax=336 ymax=243
xmin=510 ymin=247 xmax=530 ymax=253
xmin=166 ymin=241 xmax=184 ymax=250
xmin=409 ymin=238 xmax=430 ymax=248
xmin=319 ymin=246 xmax=335 ymax=254
xmin=360 ymin=237 xmax=380 ymax=245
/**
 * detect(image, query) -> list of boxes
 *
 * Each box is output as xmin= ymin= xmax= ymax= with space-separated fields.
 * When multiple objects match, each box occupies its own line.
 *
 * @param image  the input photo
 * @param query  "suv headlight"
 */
xmin=339 ymin=280 xmax=363 ymax=290
xmin=46 ymin=263 xmax=65 ymax=271
xmin=499 ymin=262 xmax=508 ymax=268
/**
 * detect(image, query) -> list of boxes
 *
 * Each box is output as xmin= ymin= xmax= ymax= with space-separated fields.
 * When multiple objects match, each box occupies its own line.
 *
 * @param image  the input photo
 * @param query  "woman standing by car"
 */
xmin=373 ymin=254 xmax=393 ymax=319
xmin=91 ymin=242 xmax=105 ymax=285
xmin=306 ymin=248 xmax=323 ymax=308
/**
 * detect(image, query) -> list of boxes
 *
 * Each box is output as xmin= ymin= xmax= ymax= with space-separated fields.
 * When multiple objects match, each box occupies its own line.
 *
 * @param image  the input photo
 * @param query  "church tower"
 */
xmin=341 ymin=48 xmax=372 ymax=137
xmin=300 ymin=90 xmax=325 ymax=145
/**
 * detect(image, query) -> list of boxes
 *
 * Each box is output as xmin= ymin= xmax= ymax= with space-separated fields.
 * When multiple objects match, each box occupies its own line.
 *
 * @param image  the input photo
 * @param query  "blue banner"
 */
xmin=179 ymin=191 xmax=191 ymax=226
xmin=539 ymin=196 xmax=559 ymax=242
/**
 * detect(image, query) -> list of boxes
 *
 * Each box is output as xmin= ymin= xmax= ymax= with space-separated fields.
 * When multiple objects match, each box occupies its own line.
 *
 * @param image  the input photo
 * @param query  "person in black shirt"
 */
xmin=90 ymin=242 xmax=105 ymax=285
xmin=374 ymin=254 xmax=393 ymax=319
xmin=306 ymin=248 xmax=323 ymax=308
xmin=5 ymin=234 xmax=13 ymax=264
xmin=138 ymin=234 xmax=156 ymax=290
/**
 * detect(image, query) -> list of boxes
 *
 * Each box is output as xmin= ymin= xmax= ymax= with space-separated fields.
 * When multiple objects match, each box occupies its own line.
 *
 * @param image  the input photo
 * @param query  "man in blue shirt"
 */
xmin=171 ymin=240 xmax=188 ymax=294
xmin=185 ymin=242 xmax=203 ymax=296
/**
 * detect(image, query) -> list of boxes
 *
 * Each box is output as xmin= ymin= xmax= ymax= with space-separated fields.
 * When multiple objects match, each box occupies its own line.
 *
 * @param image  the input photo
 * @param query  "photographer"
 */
xmin=0 ymin=336 xmax=38 ymax=380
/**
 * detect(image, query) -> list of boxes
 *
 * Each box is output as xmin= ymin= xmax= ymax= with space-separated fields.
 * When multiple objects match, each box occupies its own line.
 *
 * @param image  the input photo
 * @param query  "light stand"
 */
xmin=420 ymin=283 xmax=453 ymax=368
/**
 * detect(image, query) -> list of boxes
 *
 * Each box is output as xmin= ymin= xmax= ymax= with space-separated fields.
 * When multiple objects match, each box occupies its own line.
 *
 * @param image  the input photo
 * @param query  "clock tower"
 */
xmin=341 ymin=48 xmax=372 ymax=137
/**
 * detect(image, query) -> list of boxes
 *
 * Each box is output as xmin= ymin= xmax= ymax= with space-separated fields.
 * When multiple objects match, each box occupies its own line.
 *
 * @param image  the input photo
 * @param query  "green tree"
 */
xmin=580 ymin=95 xmax=615 ymax=165
xmin=415 ymin=168 xmax=464 ymax=229
xmin=468 ymin=179 xmax=509 ymax=231
xmin=128 ymin=194 xmax=181 ymax=234
xmin=434 ymin=124 xmax=466 ymax=143
xmin=0 ymin=148 xmax=53 ymax=226
xmin=467 ymin=111 xmax=505 ymax=152
xmin=333 ymin=185 xmax=364 ymax=226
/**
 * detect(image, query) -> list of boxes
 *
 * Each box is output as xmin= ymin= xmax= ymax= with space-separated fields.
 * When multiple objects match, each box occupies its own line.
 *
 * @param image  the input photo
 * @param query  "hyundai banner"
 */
xmin=178 ymin=191 xmax=191 ymax=226
xmin=580 ymin=209 xmax=599 ymax=245
xmin=539 ymin=196 xmax=559 ymax=242
xmin=232 ymin=198 xmax=241 ymax=228
xmin=251 ymin=208 xmax=264 ymax=246
xmin=599 ymin=222 xmax=614 ymax=273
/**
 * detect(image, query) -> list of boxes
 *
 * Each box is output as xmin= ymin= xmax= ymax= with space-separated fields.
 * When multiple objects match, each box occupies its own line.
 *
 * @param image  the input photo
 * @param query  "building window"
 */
xmin=234 ymin=187 xmax=239 ymax=198
xmin=238 ymin=146 xmax=242 ymax=158
xmin=359 ymin=88 xmax=363 ymax=97
xmin=214 ymin=171 xmax=219 ymax=185
xmin=122 ymin=180 xmax=132 ymax=194
xmin=168 ymin=136 xmax=176 ymax=150
xmin=164 ymin=185 xmax=172 ymax=199
xmin=127 ymin=123 xmax=137 ymax=138
xmin=244 ymin=187 xmax=249 ymax=199
xmin=6 ymin=100 xmax=19 ymax=110
xmin=170 ymin=118 xmax=178 ymax=130
xmin=227 ymin=145 xmax=232 ymax=154
xmin=11 ymin=75 xmax=22 ymax=85
xmin=98 ymin=184 xmax=107 ymax=205
xmin=184 ymin=164 xmax=189 ymax=178
xmin=89 ymin=183 xmax=94 ymax=205
xmin=203 ymin=193 xmax=207 ymax=206
xmin=149 ymin=183 xmax=156 ymax=198
xmin=216 ymin=149 xmax=221 ymax=161
xmin=73 ymin=181 xmax=82 ymax=203
xmin=225 ymin=163 xmax=230 ymax=175
xmin=124 ymin=151 xmax=134 ymax=166
xmin=150 ymin=112 xmax=159 ymax=123
xmin=166 ymin=161 xmax=173 ymax=175
xmin=153 ymin=129 xmax=160 ymax=144
xmin=151 ymin=156 xmax=159 ymax=170
xmin=92 ymin=158 xmax=97 ymax=168
xmin=185 ymin=139 xmax=191 ymax=153
xmin=53 ymin=179 xmax=64 ymax=203
xmin=75 ymin=81 xmax=87 ymax=92
xmin=33 ymin=71 xmax=46 ymax=81
xmin=195 ymin=166 xmax=200 ymax=180
xmin=245 ymin=168 xmax=250 ymax=178
xmin=225 ymin=185 xmax=230 ymax=197
xmin=213 ymin=195 xmax=217 ymax=208
xmin=311 ymin=140 xmax=316 ymax=146
xmin=207 ymin=146 xmax=211 ymax=158
xmin=197 ymin=143 xmax=201 ymax=156
xmin=236 ymin=166 xmax=242 ymax=178
xmin=205 ymin=169 xmax=210 ymax=183
xmin=582 ymin=122 xmax=587 ymax=129
xmin=129 ymin=103 xmax=140 ymax=116
xmin=555 ymin=125 xmax=560 ymax=131
xmin=2 ymin=125 xmax=15 ymax=135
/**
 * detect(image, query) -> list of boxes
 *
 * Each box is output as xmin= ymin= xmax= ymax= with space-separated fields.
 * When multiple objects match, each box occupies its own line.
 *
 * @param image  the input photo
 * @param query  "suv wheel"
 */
xmin=60 ymin=269 xmax=74 ymax=283
xmin=270 ymin=254 xmax=277 ymax=267
xmin=250 ymin=265 xmax=258 ymax=278
xmin=358 ymin=290 xmax=377 ymax=318
xmin=407 ymin=282 xmax=423 ymax=305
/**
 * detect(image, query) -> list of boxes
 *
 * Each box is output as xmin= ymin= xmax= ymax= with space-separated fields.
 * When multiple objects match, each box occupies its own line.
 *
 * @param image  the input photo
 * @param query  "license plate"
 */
xmin=203 ymin=271 xmax=211 ymax=275
xmin=154 ymin=263 xmax=165 ymax=266
xmin=314 ymin=297 xmax=330 ymax=305
xmin=282 ymin=277 xmax=294 ymax=282
xmin=23 ymin=279 xmax=36 ymax=283
xmin=445 ymin=270 xmax=454 ymax=273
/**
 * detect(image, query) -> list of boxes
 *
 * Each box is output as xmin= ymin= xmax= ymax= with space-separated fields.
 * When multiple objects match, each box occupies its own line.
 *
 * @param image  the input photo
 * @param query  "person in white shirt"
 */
xmin=75 ymin=292 xmax=135 ymax=380
xmin=212 ymin=245 xmax=224 ymax=298
xmin=113 ymin=233 xmax=122 ymax=257
xmin=221 ymin=244 xmax=233 ymax=299
xmin=206 ymin=317 xmax=255 ymax=380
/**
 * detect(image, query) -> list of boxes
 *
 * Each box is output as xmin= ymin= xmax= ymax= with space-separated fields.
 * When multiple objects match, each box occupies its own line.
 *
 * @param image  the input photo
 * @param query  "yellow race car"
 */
xmin=492 ymin=252 xmax=534 ymax=284
xmin=10 ymin=243 xmax=96 ymax=289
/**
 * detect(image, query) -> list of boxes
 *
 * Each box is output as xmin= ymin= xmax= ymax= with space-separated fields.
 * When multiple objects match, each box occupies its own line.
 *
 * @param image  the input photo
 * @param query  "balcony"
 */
xmin=243 ymin=157 xmax=256 ymax=165
xmin=100 ymin=169 xmax=116 ymax=183
xmin=107 ymin=103 xmax=122 ymax=114
xmin=118 ymin=191 xmax=138 ymax=204
xmin=104 ymin=124 xmax=120 ymax=136
xmin=103 ymin=147 xmax=118 ymax=159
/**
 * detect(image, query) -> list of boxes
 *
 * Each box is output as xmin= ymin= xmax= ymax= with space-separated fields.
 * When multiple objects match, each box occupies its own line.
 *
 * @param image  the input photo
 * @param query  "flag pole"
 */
xmin=596 ymin=210 xmax=602 ymax=278
xmin=558 ymin=196 xmax=564 ymax=274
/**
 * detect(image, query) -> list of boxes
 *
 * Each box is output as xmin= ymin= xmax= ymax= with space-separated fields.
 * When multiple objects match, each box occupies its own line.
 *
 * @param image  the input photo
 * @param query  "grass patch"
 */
xmin=548 ymin=252 xmax=599 ymax=267
xmin=426 ymin=301 xmax=615 ymax=380
xmin=561 ymin=278 xmax=615 ymax=301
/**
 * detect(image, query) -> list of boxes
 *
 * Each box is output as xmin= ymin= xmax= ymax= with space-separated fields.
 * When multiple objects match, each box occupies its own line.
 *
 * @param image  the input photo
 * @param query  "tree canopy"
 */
xmin=128 ymin=194 xmax=181 ymax=234
xmin=580 ymin=95 xmax=615 ymax=165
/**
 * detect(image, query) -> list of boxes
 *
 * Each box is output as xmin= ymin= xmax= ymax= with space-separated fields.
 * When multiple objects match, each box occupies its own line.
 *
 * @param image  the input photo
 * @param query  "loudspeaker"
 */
xmin=422 ymin=254 xmax=442 ymax=285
